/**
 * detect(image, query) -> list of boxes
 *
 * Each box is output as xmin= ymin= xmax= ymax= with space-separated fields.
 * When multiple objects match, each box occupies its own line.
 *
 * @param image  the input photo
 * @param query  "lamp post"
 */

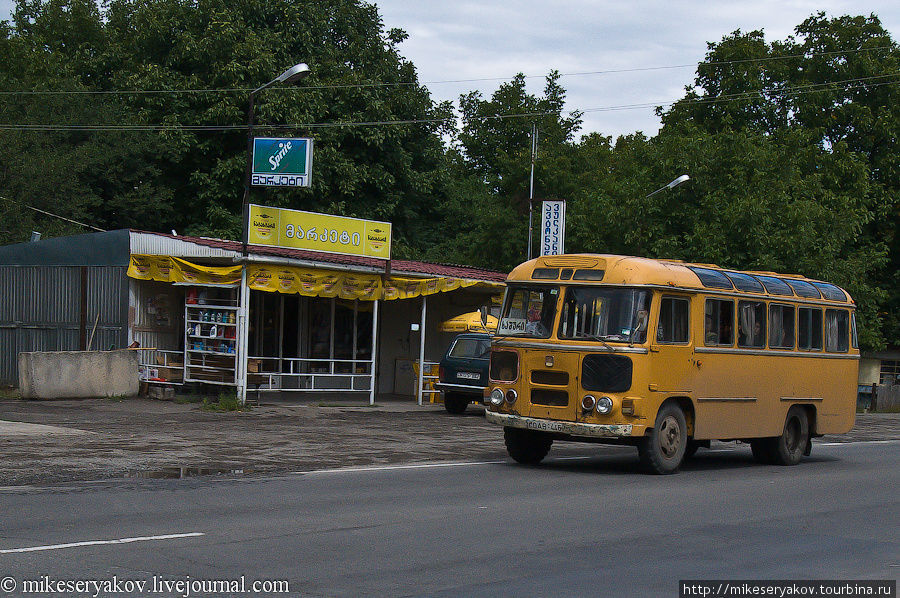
xmin=237 ymin=62 xmax=310 ymax=406
xmin=645 ymin=174 xmax=690 ymax=198
xmin=241 ymin=62 xmax=311 ymax=254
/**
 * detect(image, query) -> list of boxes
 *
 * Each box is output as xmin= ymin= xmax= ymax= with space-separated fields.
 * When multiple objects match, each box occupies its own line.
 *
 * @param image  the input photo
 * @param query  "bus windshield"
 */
xmin=497 ymin=286 xmax=559 ymax=338
xmin=559 ymin=288 xmax=651 ymax=343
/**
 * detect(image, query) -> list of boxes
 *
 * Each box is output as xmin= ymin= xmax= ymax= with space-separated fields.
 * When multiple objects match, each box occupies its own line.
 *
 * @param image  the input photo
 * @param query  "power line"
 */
xmin=0 ymin=196 xmax=106 ymax=231
xmin=0 ymin=73 xmax=896 ymax=133
xmin=0 ymin=45 xmax=893 ymax=97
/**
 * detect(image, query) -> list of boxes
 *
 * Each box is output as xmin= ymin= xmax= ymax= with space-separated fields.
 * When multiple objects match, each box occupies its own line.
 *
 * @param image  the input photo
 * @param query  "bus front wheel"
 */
xmin=504 ymin=427 xmax=552 ymax=465
xmin=638 ymin=403 xmax=687 ymax=474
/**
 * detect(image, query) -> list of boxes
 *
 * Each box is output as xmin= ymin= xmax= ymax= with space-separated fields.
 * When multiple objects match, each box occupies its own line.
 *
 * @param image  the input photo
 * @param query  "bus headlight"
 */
xmin=581 ymin=395 xmax=596 ymax=412
xmin=595 ymin=396 xmax=613 ymax=415
xmin=505 ymin=389 xmax=518 ymax=404
xmin=489 ymin=388 xmax=505 ymax=407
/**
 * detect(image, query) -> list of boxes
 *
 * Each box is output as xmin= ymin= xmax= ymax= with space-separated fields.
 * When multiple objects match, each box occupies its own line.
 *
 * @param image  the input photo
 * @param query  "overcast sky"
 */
xmin=2 ymin=0 xmax=898 ymax=139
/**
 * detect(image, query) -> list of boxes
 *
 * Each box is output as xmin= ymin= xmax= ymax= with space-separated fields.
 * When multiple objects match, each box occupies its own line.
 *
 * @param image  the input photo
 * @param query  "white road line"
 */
xmin=0 ymin=532 xmax=205 ymax=554
xmin=294 ymin=460 xmax=508 ymax=475
xmin=292 ymin=439 xmax=899 ymax=476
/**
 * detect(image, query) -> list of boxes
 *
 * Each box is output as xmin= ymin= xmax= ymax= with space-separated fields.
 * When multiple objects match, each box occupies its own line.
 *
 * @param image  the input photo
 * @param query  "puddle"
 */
xmin=124 ymin=467 xmax=253 ymax=479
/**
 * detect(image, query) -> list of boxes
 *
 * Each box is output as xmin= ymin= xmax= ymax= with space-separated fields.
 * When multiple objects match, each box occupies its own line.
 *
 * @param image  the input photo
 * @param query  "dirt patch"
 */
xmin=0 ymin=399 xmax=896 ymax=487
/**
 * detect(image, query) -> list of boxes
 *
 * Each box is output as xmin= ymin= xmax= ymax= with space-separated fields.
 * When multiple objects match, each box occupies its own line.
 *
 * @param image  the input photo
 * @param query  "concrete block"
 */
xmin=18 ymin=350 xmax=139 ymax=399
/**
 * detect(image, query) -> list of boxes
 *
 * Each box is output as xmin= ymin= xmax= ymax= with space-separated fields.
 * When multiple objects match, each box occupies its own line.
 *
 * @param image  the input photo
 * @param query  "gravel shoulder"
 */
xmin=0 ymin=398 xmax=896 ymax=487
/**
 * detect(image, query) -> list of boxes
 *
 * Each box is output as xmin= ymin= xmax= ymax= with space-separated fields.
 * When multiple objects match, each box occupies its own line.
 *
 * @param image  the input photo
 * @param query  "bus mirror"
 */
xmin=630 ymin=310 xmax=649 ymax=345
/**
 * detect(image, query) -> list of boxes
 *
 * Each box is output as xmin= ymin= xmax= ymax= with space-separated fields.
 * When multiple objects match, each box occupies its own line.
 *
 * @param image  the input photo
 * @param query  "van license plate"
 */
xmin=457 ymin=372 xmax=480 ymax=380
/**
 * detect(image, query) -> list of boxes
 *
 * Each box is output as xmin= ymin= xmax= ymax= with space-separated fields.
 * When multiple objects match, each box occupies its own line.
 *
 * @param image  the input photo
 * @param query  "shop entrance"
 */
xmin=248 ymin=291 xmax=375 ymax=392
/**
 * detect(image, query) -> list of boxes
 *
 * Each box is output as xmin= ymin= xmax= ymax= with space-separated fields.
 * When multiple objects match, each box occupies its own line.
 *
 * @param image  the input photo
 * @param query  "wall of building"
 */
xmin=0 ymin=266 xmax=129 ymax=385
xmin=859 ymin=358 xmax=881 ymax=386
xmin=18 ymin=349 xmax=139 ymax=399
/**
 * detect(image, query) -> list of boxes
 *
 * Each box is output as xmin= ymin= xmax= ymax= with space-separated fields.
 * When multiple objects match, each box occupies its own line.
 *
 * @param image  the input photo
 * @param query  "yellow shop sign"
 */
xmin=247 ymin=204 xmax=392 ymax=260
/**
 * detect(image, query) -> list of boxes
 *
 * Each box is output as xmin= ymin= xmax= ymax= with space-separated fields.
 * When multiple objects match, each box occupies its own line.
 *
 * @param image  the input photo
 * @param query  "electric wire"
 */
xmin=0 ymin=45 xmax=893 ymax=96
xmin=0 ymin=72 xmax=896 ymax=132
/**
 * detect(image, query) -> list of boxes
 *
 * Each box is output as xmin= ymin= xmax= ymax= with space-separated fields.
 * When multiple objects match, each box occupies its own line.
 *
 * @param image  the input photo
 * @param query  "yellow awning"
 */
xmin=127 ymin=255 xmax=501 ymax=301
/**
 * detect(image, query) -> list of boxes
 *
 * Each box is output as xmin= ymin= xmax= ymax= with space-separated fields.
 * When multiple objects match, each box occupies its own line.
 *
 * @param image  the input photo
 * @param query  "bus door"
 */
xmin=649 ymin=294 xmax=696 ymax=398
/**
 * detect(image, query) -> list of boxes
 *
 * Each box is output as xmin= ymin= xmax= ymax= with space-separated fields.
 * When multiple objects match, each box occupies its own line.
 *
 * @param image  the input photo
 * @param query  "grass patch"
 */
xmin=201 ymin=391 xmax=251 ymax=412
xmin=105 ymin=394 xmax=128 ymax=402
xmin=0 ymin=387 xmax=21 ymax=400
xmin=174 ymin=394 xmax=204 ymax=405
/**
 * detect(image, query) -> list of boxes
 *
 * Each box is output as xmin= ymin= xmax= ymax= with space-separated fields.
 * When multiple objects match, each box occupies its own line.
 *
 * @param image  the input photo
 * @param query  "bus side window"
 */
xmin=704 ymin=299 xmax=734 ymax=346
xmin=737 ymin=301 xmax=766 ymax=348
xmin=825 ymin=309 xmax=850 ymax=353
xmin=657 ymin=296 xmax=689 ymax=343
xmin=798 ymin=307 xmax=823 ymax=351
xmin=769 ymin=304 xmax=795 ymax=349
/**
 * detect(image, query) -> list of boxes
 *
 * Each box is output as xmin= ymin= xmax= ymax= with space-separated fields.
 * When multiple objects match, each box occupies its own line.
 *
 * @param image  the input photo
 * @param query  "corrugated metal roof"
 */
xmin=129 ymin=231 xmax=241 ymax=260
xmin=129 ymin=230 xmax=508 ymax=282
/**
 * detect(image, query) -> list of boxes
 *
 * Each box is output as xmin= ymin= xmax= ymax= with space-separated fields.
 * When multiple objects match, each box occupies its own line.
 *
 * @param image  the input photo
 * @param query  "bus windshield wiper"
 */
xmin=571 ymin=333 xmax=616 ymax=352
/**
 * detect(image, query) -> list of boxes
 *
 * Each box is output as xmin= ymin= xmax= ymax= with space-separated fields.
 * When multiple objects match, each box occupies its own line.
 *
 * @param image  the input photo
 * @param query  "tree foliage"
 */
xmin=1 ymin=5 xmax=898 ymax=349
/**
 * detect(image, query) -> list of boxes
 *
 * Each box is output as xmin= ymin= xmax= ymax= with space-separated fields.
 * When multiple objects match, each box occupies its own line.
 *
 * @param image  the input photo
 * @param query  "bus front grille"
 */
xmin=531 ymin=388 xmax=569 ymax=407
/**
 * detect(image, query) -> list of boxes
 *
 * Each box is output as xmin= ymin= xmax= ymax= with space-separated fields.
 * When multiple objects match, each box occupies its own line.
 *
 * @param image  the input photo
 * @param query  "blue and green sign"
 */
xmin=251 ymin=137 xmax=313 ymax=187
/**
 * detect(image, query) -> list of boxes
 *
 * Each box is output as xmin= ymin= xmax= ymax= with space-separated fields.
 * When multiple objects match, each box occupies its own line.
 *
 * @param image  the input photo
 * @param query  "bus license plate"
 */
xmin=457 ymin=372 xmax=480 ymax=380
xmin=526 ymin=420 xmax=565 ymax=433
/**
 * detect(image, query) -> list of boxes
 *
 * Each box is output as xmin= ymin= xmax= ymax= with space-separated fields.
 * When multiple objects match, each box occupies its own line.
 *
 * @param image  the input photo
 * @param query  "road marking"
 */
xmin=293 ymin=439 xmax=899 ymax=476
xmin=294 ymin=460 xmax=508 ymax=475
xmin=0 ymin=532 xmax=204 ymax=554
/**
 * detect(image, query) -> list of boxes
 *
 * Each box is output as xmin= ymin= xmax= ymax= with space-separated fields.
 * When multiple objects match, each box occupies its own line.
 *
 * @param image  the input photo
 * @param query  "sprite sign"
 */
xmin=251 ymin=137 xmax=313 ymax=187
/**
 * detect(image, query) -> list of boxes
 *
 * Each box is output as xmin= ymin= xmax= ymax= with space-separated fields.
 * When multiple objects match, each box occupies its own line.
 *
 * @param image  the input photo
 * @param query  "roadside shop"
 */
xmin=0 ymin=226 xmax=505 ymax=404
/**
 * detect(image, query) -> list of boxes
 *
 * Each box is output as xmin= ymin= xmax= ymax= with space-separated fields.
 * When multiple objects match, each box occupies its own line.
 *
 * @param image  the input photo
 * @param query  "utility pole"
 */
xmin=526 ymin=123 xmax=538 ymax=261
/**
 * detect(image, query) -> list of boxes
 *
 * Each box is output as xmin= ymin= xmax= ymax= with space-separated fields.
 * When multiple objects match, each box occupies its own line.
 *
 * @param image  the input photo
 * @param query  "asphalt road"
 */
xmin=1 ymin=440 xmax=897 ymax=597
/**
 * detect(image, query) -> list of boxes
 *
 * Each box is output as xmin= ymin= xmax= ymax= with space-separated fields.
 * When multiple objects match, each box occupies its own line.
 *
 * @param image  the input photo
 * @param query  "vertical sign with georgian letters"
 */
xmin=540 ymin=200 xmax=566 ymax=256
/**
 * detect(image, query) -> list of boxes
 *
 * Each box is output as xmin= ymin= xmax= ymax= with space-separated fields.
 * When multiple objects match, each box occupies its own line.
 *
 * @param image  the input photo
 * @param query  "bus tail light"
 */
xmin=621 ymin=399 xmax=635 ymax=416
xmin=595 ymin=396 xmax=613 ymax=415
xmin=505 ymin=389 xmax=518 ymax=404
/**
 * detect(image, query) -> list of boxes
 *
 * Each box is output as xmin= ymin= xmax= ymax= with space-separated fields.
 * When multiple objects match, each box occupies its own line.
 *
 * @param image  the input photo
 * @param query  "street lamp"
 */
xmin=645 ymin=174 xmax=690 ymax=198
xmin=241 ymin=62 xmax=311 ymax=252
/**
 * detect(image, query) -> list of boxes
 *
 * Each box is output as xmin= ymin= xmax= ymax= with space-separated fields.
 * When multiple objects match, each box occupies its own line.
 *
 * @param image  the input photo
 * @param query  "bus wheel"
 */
xmin=771 ymin=406 xmax=809 ymax=466
xmin=504 ymin=427 xmax=552 ymax=465
xmin=443 ymin=393 xmax=468 ymax=415
xmin=638 ymin=403 xmax=687 ymax=474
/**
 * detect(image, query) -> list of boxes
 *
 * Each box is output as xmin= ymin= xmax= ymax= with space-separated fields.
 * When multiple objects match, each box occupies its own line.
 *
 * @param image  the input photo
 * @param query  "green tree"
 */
xmin=0 ymin=0 xmax=452 ymax=257
xmin=426 ymin=72 xmax=582 ymax=270
xmin=650 ymin=14 xmax=899 ymax=349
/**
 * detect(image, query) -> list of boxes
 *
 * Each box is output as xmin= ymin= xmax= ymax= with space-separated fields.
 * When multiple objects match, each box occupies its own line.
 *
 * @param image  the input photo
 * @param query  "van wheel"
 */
xmin=771 ymin=406 xmax=809 ymax=466
xmin=504 ymin=427 xmax=552 ymax=465
xmin=638 ymin=403 xmax=687 ymax=474
xmin=443 ymin=393 xmax=468 ymax=415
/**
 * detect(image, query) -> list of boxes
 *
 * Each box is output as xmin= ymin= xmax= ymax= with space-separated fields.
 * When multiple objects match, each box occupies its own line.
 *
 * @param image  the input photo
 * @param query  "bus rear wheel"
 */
xmin=638 ymin=403 xmax=687 ymax=474
xmin=750 ymin=407 xmax=809 ymax=466
xmin=504 ymin=427 xmax=552 ymax=465
xmin=771 ymin=406 xmax=809 ymax=466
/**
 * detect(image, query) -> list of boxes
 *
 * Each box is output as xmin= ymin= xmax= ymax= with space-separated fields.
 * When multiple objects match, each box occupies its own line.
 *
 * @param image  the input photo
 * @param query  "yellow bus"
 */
xmin=485 ymin=254 xmax=858 ymax=474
